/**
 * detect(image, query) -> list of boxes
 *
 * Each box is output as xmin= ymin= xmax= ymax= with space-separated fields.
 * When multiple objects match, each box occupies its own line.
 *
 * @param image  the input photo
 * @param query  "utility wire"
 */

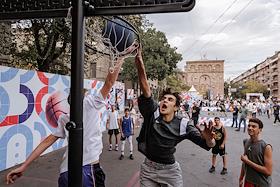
xmin=185 ymin=0 xmax=239 ymax=57
xmin=189 ymin=0 xmax=255 ymax=60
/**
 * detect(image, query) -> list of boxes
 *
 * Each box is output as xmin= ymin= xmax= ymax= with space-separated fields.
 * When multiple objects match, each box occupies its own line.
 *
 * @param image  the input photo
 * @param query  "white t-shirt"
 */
xmin=52 ymin=92 xmax=106 ymax=173
xmin=108 ymin=110 xmax=119 ymax=130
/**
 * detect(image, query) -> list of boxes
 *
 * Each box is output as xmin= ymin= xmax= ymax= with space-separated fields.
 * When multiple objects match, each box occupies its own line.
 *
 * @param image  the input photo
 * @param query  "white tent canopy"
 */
xmin=188 ymin=85 xmax=197 ymax=92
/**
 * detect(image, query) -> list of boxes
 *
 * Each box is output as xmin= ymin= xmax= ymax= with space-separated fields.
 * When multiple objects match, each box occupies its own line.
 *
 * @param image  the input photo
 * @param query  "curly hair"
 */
xmin=160 ymin=88 xmax=181 ymax=107
xmin=249 ymin=118 xmax=264 ymax=129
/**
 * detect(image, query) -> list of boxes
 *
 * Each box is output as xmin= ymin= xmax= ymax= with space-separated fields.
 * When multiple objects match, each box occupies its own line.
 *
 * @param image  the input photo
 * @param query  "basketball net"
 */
xmin=66 ymin=8 xmax=139 ymax=73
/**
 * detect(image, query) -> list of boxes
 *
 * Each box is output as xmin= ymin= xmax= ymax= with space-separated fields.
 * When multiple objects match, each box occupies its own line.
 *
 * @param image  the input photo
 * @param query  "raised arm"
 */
xmin=135 ymin=46 xmax=151 ymax=98
xmin=100 ymin=57 xmax=125 ymax=99
xmin=6 ymin=135 xmax=58 ymax=184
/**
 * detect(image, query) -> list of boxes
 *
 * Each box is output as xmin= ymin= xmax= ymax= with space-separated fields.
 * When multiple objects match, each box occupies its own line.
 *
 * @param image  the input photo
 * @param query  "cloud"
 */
xmin=146 ymin=0 xmax=280 ymax=80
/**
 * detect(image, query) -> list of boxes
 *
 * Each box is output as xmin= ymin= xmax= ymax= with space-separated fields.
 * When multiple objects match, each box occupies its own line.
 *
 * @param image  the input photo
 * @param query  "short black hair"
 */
xmin=160 ymin=88 xmax=181 ymax=107
xmin=214 ymin=117 xmax=220 ymax=120
xmin=249 ymin=118 xmax=263 ymax=129
xmin=124 ymin=108 xmax=130 ymax=112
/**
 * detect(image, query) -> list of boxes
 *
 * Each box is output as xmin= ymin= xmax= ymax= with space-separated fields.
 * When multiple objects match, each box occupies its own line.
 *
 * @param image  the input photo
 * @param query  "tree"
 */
xmin=231 ymin=80 xmax=267 ymax=99
xmin=166 ymin=74 xmax=190 ymax=93
xmin=142 ymin=28 xmax=182 ymax=81
xmin=0 ymin=22 xmax=12 ymax=58
xmin=10 ymin=19 xmax=71 ymax=75
xmin=120 ymin=16 xmax=182 ymax=88
xmin=224 ymin=81 xmax=230 ymax=96
xmin=241 ymin=80 xmax=267 ymax=96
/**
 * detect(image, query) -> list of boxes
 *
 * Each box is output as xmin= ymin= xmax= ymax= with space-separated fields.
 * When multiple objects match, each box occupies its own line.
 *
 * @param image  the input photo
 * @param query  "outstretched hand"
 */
xmin=122 ymin=40 xmax=139 ymax=57
xmin=200 ymin=120 xmax=215 ymax=147
xmin=6 ymin=166 xmax=25 ymax=184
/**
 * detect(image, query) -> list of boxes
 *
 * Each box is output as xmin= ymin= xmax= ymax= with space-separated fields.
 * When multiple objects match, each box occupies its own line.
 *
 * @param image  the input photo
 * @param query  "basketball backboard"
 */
xmin=0 ymin=0 xmax=195 ymax=20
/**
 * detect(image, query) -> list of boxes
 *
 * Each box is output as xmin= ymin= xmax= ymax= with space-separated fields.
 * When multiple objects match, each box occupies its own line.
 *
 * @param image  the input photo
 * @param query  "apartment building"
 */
xmin=231 ymin=51 xmax=280 ymax=100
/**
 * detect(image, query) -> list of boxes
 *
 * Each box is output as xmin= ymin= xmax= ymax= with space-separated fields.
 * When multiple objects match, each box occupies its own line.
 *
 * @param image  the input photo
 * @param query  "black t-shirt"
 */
xmin=233 ymin=106 xmax=239 ymax=116
xmin=213 ymin=126 xmax=224 ymax=146
xmin=273 ymin=104 xmax=279 ymax=114
xmin=137 ymin=95 xmax=211 ymax=164
xmin=184 ymin=103 xmax=189 ymax=111
xmin=192 ymin=106 xmax=200 ymax=118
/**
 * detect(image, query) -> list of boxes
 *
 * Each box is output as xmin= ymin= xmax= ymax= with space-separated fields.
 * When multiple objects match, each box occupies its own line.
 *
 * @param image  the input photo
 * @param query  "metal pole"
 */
xmin=69 ymin=0 xmax=84 ymax=186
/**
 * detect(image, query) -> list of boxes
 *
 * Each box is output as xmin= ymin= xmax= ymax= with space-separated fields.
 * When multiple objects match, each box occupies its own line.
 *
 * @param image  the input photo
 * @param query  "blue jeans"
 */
xmin=58 ymin=163 xmax=105 ymax=187
xmin=238 ymin=117 xmax=246 ymax=132
xmin=232 ymin=115 xmax=238 ymax=127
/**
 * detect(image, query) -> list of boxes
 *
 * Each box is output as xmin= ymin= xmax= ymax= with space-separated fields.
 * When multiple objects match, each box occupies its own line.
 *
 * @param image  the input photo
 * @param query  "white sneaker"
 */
xmin=115 ymin=146 xmax=119 ymax=151
xmin=108 ymin=145 xmax=112 ymax=151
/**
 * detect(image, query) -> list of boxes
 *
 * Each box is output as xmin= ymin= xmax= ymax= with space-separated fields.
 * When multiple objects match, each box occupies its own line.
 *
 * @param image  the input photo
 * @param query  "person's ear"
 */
xmin=174 ymin=105 xmax=179 ymax=112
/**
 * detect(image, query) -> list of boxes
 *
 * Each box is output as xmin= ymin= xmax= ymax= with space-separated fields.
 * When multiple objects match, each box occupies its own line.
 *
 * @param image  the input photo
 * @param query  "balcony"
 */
xmin=271 ymin=71 xmax=278 ymax=76
xmin=270 ymin=62 xmax=278 ymax=68
xmin=272 ymin=78 xmax=279 ymax=83
xmin=271 ymin=85 xmax=279 ymax=91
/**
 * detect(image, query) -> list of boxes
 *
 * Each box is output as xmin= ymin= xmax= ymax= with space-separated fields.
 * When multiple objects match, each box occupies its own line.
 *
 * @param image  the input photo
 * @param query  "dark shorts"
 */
xmin=120 ymin=135 xmax=131 ymax=141
xmin=108 ymin=129 xmax=119 ymax=135
xmin=212 ymin=145 xmax=226 ymax=156
xmin=58 ymin=163 xmax=105 ymax=187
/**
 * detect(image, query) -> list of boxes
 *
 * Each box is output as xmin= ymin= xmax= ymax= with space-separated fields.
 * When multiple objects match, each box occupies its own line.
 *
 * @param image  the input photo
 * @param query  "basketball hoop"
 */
xmin=86 ymin=16 xmax=140 ymax=73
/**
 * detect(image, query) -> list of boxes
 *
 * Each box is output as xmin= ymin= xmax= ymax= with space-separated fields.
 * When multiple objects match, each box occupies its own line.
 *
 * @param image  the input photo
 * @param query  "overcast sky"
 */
xmin=146 ymin=0 xmax=280 ymax=80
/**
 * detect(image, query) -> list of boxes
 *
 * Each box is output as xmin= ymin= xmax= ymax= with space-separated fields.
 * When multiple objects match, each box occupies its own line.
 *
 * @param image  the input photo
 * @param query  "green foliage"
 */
xmin=241 ymin=80 xmax=267 ymax=95
xmin=142 ymin=28 xmax=182 ymax=80
xmin=224 ymin=82 xmax=230 ymax=96
xmin=2 ymin=15 xmax=182 ymax=80
xmin=166 ymin=74 xmax=190 ymax=93
xmin=231 ymin=80 xmax=267 ymax=99
xmin=120 ymin=16 xmax=182 ymax=84
xmin=9 ymin=19 xmax=71 ymax=74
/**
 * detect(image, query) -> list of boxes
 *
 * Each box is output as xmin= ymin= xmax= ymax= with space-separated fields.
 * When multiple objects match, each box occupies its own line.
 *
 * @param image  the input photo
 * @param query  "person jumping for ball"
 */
xmin=134 ymin=46 xmax=216 ymax=187
xmin=6 ymin=57 xmax=125 ymax=187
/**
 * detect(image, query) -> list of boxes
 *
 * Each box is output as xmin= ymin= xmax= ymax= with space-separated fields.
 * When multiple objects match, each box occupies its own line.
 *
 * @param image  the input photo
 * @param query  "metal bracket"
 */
xmin=66 ymin=121 xmax=77 ymax=131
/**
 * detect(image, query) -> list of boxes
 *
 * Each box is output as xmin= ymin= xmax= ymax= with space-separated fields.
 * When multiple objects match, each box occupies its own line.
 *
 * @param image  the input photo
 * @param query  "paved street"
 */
xmin=0 ymin=112 xmax=279 ymax=187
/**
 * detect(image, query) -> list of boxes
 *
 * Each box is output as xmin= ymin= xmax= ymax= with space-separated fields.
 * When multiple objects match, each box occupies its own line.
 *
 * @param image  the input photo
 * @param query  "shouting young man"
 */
xmin=135 ymin=46 xmax=216 ymax=187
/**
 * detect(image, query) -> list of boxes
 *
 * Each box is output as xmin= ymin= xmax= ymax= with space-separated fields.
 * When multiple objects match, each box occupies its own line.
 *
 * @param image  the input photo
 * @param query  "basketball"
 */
xmin=102 ymin=17 xmax=139 ymax=53
xmin=45 ymin=91 xmax=69 ymax=128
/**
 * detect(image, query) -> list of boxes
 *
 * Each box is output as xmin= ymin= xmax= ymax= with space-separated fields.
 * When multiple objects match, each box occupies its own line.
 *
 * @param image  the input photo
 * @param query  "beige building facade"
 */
xmin=231 ymin=51 xmax=280 ymax=100
xmin=184 ymin=60 xmax=224 ymax=99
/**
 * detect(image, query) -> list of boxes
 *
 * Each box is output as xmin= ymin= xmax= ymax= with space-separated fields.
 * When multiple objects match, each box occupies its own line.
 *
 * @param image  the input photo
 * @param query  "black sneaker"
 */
xmin=220 ymin=168 xmax=228 ymax=175
xmin=119 ymin=155 xmax=124 ymax=160
xmin=129 ymin=154 xmax=134 ymax=160
xmin=209 ymin=166 xmax=215 ymax=173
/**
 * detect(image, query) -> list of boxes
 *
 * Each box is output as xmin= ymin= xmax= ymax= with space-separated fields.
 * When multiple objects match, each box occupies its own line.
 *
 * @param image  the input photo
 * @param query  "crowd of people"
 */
xmin=5 ymin=45 xmax=274 ymax=187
